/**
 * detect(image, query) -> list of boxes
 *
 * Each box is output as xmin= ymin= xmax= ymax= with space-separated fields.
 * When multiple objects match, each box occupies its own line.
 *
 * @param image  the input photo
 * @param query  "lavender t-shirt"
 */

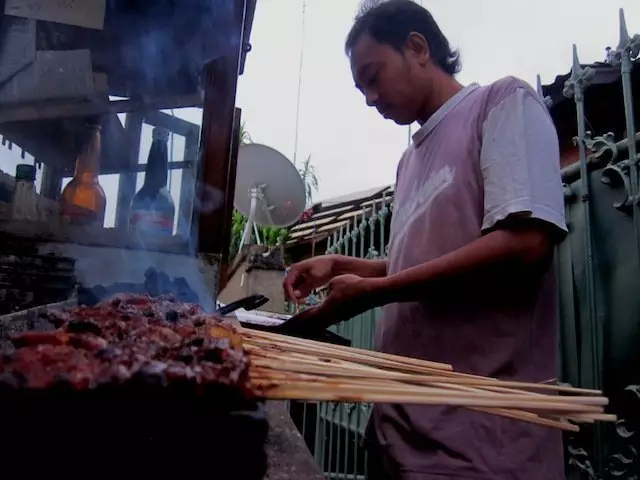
xmin=371 ymin=77 xmax=567 ymax=479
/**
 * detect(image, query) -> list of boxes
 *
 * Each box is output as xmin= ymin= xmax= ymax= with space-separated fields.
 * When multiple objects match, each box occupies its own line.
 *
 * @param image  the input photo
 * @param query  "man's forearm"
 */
xmin=331 ymin=255 xmax=387 ymax=278
xmin=370 ymin=227 xmax=553 ymax=305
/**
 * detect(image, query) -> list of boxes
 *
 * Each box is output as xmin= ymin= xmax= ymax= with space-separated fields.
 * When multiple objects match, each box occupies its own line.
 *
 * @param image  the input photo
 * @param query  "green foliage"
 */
xmin=229 ymin=209 xmax=291 ymax=260
xmin=238 ymin=124 xmax=252 ymax=146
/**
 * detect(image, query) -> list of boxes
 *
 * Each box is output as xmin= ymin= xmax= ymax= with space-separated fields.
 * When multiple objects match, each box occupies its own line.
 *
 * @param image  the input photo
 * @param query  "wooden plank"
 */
xmin=114 ymin=112 xmax=143 ymax=229
xmin=193 ymin=0 xmax=247 ymax=259
xmin=144 ymin=110 xmax=200 ymax=138
xmin=0 ymin=93 xmax=202 ymax=124
xmin=0 ymin=219 xmax=190 ymax=255
xmin=177 ymin=130 xmax=200 ymax=239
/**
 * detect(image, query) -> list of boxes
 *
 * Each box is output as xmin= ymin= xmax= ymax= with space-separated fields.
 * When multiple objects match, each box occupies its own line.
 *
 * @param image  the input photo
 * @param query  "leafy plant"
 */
xmin=238 ymin=122 xmax=252 ymax=145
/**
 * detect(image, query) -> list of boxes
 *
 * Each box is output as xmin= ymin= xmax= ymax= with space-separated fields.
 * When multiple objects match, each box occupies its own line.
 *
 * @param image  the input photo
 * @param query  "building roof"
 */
xmin=287 ymin=184 xmax=394 ymax=246
xmin=540 ymin=58 xmax=640 ymax=149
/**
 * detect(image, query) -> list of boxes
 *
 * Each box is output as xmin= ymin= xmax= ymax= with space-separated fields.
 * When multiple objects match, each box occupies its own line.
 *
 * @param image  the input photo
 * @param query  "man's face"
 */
xmin=350 ymin=33 xmax=423 ymax=125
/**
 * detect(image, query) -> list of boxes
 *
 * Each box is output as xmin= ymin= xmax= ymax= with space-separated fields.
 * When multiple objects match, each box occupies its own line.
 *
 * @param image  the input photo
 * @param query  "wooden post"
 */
xmin=192 ymin=0 xmax=249 ymax=275
xmin=114 ymin=112 xmax=143 ymax=228
xmin=177 ymin=128 xmax=199 ymax=240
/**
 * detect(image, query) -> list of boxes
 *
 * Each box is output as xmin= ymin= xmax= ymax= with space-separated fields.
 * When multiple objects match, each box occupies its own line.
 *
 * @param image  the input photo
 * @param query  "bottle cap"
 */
xmin=153 ymin=127 xmax=170 ymax=143
xmin=15 ymin=164 xmax=35 ymax=181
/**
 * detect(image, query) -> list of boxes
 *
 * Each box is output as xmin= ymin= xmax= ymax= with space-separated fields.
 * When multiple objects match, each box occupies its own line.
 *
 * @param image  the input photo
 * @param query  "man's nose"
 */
xmin=365 ymin=89 xmax=378 ymax=107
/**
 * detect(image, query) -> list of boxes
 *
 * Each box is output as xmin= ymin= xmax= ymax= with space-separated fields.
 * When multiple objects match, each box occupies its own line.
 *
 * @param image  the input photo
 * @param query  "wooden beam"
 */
xmin=177 ymin=130 xmax=200 ymax=239
xmin=114 ymin=112 xmax=143 ymax=229
xmin=0 ymin=93 xmax=202 ymax=124
xmin=144 ymin=110 xmax=200 ymax=138
xmin=218 ymin=107 xmax=242 ymax=291
xmin=193 ymin=0 xmax=247 ymax=260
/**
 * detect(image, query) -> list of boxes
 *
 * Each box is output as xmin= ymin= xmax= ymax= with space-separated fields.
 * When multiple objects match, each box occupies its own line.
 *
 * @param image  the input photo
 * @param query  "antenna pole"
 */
xmin=292 ymin=0 xmax=307 ymax=166
xmin=239 ymin=188 xmax=260 ymax=251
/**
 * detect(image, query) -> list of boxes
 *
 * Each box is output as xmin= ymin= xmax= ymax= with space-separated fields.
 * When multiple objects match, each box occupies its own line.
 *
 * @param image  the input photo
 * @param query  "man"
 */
xmin=283 ymin=1 xmax=566 ymax=478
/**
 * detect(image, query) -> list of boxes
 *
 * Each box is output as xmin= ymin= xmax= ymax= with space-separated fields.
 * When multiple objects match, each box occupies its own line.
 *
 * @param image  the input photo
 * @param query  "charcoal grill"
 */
xmin=0 ymin=300 xmax=269 ymax=479
xmin=0 ymin=251 xmax=76 ymax=315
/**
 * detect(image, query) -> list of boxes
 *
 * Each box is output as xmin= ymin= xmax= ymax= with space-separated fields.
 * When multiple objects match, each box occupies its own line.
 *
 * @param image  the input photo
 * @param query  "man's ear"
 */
xmin=404 ymin=32 xmax=430 ymax=66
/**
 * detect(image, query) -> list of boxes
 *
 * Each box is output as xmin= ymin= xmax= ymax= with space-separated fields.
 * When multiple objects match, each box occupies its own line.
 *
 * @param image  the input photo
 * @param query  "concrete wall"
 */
xmin=220 ymin=266 xmax=286 ymax=314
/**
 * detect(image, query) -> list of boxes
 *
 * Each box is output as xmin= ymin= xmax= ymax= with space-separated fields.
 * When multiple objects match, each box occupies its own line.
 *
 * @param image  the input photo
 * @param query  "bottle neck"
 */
xmin=143 ymin=139 xmax=169 ymax=191
xmin=74 ymin=127 xmax=101 ymax=183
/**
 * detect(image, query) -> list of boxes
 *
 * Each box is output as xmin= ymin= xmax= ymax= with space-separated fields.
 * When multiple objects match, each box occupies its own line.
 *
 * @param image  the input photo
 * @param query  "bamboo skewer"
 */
xmin=250 ymin=359 xmax=607 ymax=407
xmin=243 ymin=329 xmax=601 ymax=395
xmin=249 ymin=368 xmax=614 ymax=431
xmin=248 ymin=344 xmax=595 ymax=399
xmin=244 ymin=329 xmax=453 ymax=371
xmin=238 ymin=327 xmax=615 ymax=432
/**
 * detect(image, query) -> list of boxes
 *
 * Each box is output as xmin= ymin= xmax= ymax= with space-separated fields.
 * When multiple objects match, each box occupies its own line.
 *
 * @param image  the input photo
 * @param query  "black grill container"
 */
xmin=0 ymin=251 xmax=76 ymax=315
xmin=0 ymin=304 xmax=269 ymax=479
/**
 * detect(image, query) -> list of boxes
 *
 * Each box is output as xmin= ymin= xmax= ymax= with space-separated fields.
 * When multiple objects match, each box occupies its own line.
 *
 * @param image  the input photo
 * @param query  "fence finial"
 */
xmin=572 ymin=44 xmax=581 ymax=75
xmin=618 ymin=8 xmax=630 ymax=50
xmin=563 ymin=44 xmax=595 ymax=101
xmin=536 ymin=74 xmax=544 ymax=98
xmin=616 ymin=8 xmax=640 ymax=61
xmin=536 ymin=74 xmax=553 ymax=109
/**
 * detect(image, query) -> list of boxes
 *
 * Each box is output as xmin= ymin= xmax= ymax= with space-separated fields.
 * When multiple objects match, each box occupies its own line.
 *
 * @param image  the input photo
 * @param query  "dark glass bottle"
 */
xmin=129 ymin=127 xmax=175 ymax=235
xmin=60 ymin=124 xmax=106 ymax=226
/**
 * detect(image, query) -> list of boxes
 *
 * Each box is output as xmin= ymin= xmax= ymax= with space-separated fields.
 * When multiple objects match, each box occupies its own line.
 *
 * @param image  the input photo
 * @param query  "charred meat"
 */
xmin=0 ymin=294 xmax=250 ymax=393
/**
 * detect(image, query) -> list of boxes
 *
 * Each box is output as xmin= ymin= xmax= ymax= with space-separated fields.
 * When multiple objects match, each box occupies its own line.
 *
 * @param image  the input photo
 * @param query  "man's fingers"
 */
xmin=283 ymin=269 xmax=301 ymax=301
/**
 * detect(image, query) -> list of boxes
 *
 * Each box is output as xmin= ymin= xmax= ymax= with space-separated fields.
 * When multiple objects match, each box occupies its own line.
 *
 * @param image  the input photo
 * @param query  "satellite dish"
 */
xmin=234 ymin=143 xmax=306 ymax=251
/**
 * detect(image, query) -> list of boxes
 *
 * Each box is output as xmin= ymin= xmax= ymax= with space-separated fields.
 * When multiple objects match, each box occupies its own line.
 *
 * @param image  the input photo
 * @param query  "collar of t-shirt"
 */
xmin=412 ymin=83 xmax=480 ymax=146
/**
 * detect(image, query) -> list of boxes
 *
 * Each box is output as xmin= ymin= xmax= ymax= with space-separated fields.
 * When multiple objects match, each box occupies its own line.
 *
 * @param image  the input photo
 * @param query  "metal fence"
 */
xmin=288 ymin=9 xmax=640 ymax=480
xmin=288 ymin=195 xmax=391 ymax=480
xmin=557 ymin=10 xmax=640 ymax=480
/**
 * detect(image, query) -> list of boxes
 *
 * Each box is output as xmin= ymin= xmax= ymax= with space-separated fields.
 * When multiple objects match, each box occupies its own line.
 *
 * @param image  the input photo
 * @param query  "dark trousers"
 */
xmin=366 ymin=444 xmax=394 ymax=480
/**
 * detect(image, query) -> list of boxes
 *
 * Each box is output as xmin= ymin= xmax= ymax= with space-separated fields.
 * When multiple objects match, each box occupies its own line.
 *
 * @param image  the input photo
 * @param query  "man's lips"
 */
xmin=377 ymin=106 xmax=391 ymax=117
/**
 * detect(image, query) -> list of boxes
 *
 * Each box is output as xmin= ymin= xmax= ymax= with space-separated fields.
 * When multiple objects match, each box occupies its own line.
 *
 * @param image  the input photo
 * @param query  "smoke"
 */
xmin=111 ymin=0 xmax=240 ymax=96
xmin=193 ymin=183 xmax=225 ymax=218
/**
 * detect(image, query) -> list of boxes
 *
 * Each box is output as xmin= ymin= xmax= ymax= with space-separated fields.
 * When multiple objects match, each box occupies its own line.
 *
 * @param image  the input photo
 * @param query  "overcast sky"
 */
xmin=236 ymin=0 xmax=640 ymax=202
xmin=2 ymin=0 xmax=639 ymax=228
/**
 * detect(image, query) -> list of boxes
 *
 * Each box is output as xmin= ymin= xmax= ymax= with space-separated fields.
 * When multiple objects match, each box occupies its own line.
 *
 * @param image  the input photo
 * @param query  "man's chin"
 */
xmin=380 ymin=109 xmax=413 ymax=125
xmin=389 ymin=115 xmax=413 ymax=126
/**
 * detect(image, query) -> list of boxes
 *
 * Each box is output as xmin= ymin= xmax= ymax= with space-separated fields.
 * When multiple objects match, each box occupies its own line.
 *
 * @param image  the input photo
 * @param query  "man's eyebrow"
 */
xmin=357 ymin=62 xmax=374 ymax=80
xmin=354 ymin=62 xmax=374 ymax=91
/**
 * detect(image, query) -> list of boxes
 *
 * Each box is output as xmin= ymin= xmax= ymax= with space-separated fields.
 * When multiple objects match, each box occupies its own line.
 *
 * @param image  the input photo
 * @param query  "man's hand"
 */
xmin=284 ymin=255 xmax=388 ymax=305
xmin=281 ymin=274 xmax=380 ymax=332
xmin=283 ymin=256 xmax=337 ymax=304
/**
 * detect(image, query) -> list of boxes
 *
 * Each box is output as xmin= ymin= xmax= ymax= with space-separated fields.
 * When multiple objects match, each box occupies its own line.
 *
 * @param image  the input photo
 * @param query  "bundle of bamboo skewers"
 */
xmin=242 ymin=328 xmax=615 ymax=432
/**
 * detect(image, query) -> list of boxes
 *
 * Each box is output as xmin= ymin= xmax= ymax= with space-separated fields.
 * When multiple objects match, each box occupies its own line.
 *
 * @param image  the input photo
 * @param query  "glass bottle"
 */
xmin=129 ymin=127 xmax=175 ymax=235
xmin=11 ymin=164 xmax=38 ymax=221
xmin=60 ymin=123 xmax=106 ymax=226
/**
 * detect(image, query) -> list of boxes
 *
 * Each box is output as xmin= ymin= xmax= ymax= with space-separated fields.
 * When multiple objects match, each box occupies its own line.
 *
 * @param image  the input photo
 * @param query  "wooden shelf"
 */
xmin=0 ymin=93 xmax=202 ymax=124
xmin=0 ymin=220 xmax=192 ymax=256
xmin=0 ymin=0 xmax=258 ymax=263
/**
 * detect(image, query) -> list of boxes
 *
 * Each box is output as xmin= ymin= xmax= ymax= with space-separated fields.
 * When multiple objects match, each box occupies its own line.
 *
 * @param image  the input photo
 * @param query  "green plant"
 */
xmin=238 ymin=122 xmax=252 ymax=145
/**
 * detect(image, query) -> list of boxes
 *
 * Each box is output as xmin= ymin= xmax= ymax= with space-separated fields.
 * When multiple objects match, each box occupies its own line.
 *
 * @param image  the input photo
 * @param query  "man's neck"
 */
xmin=417 ymin=70 xmax=464 ymax=126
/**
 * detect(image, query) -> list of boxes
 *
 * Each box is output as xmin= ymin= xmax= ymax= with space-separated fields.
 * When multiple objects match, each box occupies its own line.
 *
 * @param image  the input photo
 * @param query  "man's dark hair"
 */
xmin=345 ymin=0 xmax=461 ymax=76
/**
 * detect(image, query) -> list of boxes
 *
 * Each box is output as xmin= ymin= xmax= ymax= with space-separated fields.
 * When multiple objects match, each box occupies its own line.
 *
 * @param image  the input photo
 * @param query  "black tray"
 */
xmin=241 ymin=321 xmax=351 ymax=347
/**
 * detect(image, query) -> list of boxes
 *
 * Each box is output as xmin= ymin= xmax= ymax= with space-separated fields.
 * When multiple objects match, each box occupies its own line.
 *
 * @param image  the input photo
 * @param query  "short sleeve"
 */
xmin=480 ymin=87 xmax=567 ymax=234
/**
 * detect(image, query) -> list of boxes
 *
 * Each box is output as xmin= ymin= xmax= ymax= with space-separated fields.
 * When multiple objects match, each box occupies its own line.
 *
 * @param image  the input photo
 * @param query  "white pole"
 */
xmin=292 ymin=0 xmax=307 ymax=166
